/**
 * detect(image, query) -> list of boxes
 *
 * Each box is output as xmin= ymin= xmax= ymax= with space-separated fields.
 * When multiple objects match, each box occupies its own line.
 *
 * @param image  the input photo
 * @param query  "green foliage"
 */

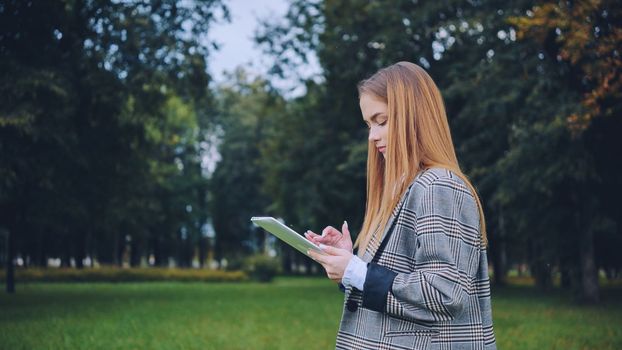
xmin=209 ymin=69 xmax=287 ymax=262
xmin=0 ymin=0 xmax=227 ymax=277
xmin=243 ymin=254 xmax=282 ymax=282
xmin=253 ymin=0 xmax=622 ymax=302
xmin=0 ymin=267 xmax=247 ymax=283
xmin=2 ymin=0 xmax=621 ymax=307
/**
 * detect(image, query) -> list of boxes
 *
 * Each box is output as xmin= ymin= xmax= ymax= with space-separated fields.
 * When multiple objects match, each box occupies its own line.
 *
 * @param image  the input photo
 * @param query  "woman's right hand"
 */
xmin=305 ymin=221 xmax=353 ymax=252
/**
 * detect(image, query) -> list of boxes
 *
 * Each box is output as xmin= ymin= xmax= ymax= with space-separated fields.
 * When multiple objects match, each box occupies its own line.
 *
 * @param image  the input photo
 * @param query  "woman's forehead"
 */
xmin=360 ymin=94 xmax=387 ymax=119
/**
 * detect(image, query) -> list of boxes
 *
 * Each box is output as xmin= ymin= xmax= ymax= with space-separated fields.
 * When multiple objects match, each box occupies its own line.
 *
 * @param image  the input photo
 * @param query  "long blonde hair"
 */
xmin=355 ymin=61 xmax=487 ymax=254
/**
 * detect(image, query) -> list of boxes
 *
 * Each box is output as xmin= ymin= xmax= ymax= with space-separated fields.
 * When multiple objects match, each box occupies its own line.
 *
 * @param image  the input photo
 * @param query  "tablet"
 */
xmin=251 ymin=216 xmax=324 ymax=257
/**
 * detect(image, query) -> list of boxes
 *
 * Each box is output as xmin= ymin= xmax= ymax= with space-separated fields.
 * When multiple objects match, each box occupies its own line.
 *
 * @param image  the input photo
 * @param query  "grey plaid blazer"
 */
xmin=336 ymin=168 xmax=496 ymax=350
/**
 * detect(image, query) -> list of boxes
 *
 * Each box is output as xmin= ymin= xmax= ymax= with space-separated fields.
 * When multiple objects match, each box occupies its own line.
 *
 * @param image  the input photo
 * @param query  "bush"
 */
xmin=243 ymin=255 xmax=282 ymax=282
xmin=224 ymin=256 xmax=246 ymax=272
xmin=0 ymin=267 xmax=248 ymax=283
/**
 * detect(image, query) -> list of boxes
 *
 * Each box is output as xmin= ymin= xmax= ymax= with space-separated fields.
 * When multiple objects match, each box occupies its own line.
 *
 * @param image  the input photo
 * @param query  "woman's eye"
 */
xmin=379 ymin=120 xmax=387 ymax=126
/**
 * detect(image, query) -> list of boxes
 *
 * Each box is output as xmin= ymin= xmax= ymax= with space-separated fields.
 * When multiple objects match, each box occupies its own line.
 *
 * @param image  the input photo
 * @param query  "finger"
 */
xmin=308 ymin=228 xmax=337 ymax=245
xmin=321 ymin=226 xmax=343 ymax=245
xmin=322 ymin=226 xmax=342 ymax=238
xmin=308 ymin=229 xmax=335 ymax=244
xmin=342 ymin=220 xmax=353 ymax=244
xmin=321 ymin=226 xmax=332 ymax=237
xmin=305 ymin=230 xmax=322 ymax=244
xmin=309 ymin=249 xmax=331 ymax=264
xmin=305 ymin=230 xmax=321 ymax=239
xmin=319 ymin=244 xmax=347 ymax=256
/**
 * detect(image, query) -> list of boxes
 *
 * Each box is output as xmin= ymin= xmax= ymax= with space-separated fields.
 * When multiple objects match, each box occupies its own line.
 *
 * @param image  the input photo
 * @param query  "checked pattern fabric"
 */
xmin=335 ymin=168 xmax=496 ymax=350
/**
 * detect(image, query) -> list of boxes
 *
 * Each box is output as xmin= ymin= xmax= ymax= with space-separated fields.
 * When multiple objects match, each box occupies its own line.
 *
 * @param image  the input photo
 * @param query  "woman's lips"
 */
xmin=377 ymin=146 xmax=386 ymax=153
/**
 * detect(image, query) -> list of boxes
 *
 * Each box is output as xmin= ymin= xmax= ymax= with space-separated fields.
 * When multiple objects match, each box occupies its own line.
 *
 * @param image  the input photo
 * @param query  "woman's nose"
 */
xmin=368 ymin=127 xmax=380 ymax=142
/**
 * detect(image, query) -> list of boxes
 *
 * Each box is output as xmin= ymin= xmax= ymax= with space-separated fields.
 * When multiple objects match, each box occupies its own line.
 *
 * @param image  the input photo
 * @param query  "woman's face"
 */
xmin=360 ymin=94 xmax=388 ymax=158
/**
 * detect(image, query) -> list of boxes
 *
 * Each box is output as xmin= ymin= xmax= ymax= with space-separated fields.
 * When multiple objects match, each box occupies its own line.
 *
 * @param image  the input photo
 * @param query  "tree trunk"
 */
xmin=531 ymin=240 xmax=552 ymax=290
xmin=130 ymin=236 xmax=141 ymax=267
xmin=114 ymin=232 xmax=124 ymax=267
xmin=532 ymin=262 xmax=552 ymax=290
xmin=579 ymin=227 xmax=599 ymax=303
xmin=75 ymin=231 xmax=85 ymax=269
xmin=560 ymin=266 xmax=572 ymax=288
xmin=113 ymin=231 xmax=120 ymax=266
xmin=6 ymin=230 xmax=15 ymax=293
xmin=153 ymin=235 xmax=167 ymax=267
xmin=198 ymin=236 xmax=207 ymax=268
xmin=490 ymin=245 xmax=507 ymax=287
xmin=61 ymin=251 xmax=71 ymax=267
xmin=490 ymin=205 xmax=507 ymax=286
xmin=573 ymin=186 xmax=599 ymax=303
xmin=75 ymin=256 xmax=84 ymax=269
xmin=36 ymin=234 xmax=47 ymax=267
xmin=213 ymin=236 xmax=222 ymax=269
xmin=282 ymin=245 xmax=292 ymax=274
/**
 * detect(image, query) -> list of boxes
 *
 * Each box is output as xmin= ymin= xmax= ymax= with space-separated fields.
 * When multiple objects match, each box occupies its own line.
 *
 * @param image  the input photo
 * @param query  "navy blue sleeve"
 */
xmin=362 ymin=263 xmax=398 ymax=312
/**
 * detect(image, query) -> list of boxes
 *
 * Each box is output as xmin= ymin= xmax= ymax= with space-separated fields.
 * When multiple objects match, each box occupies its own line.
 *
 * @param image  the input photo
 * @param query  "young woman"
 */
xmin=306 ymin=61 xmax=496 ymax=349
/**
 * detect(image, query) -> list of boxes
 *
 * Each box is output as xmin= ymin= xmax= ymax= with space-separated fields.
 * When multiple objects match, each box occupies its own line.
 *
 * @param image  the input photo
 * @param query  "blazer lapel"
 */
xmin=362 ymin=184 xmax=410 ymax=261
xmin=363 ymin=172 xmax=423 ymax=262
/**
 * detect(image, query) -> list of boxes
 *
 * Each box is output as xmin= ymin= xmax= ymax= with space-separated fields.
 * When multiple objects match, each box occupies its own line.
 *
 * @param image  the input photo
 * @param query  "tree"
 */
xmin=210 ymin=69 xmax=286 ymax=266
xmin=506 ymin=0 xmax=622 ymax=302
xmin=0 ymin=0 xmax=227 ymax=292
xmin=256 ymin=0 xmax=621 ymax=301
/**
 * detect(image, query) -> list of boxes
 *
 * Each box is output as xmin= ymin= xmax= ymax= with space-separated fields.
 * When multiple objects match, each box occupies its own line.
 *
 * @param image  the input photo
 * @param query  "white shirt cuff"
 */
xmin=342 ymin=255 xmax=367 ymax=291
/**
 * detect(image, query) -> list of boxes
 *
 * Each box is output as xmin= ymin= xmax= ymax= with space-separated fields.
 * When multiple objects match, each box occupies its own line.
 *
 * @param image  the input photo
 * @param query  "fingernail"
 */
xmin=344 ymin=220 xmax=348 ymax=229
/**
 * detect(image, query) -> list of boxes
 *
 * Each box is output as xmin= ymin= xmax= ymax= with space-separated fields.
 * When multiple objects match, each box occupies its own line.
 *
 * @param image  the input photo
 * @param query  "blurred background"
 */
xmin=1 ymin=0 xmax=621 ymax=349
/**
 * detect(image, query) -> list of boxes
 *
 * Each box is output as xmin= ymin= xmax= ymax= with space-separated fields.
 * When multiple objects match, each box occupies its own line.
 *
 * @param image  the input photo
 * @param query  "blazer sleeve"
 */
xmin=361 ymin=176 xmax=481 ymax=323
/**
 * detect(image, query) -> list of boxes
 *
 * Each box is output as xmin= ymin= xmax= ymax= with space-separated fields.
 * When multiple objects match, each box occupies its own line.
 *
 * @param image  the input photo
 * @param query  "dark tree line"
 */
xmin=243 ymin=0 xmax=621 ymax=303
xmin=1 ymin=0 xmax=228 ymax=292
xmin=2 ymin=0 xmax=621 ymax=305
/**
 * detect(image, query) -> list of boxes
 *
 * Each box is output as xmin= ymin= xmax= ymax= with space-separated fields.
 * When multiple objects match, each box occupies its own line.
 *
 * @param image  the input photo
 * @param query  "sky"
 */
xmin=202 ymin=0 xmax=321 ymax=175
xmin=207 ymin=0 xmax=321 ymax=96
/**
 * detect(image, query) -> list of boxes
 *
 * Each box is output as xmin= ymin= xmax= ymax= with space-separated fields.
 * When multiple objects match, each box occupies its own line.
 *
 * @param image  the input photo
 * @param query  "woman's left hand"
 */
xmin=308 ymin=245 xmax=353 ymax=283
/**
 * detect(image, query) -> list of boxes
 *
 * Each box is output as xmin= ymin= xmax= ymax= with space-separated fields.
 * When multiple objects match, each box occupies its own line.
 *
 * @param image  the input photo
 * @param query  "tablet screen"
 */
xmin=251 ymin=217 xmax=324 ymax=257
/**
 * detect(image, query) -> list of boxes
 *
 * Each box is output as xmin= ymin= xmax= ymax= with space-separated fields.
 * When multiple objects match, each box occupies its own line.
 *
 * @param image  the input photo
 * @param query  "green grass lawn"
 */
xmin=1 ymin=278 xmax=621 ymax=350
